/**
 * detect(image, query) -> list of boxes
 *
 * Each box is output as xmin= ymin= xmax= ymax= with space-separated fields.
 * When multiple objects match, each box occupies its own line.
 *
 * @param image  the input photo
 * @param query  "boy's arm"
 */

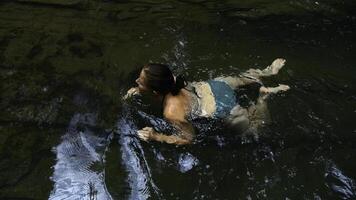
xmin=137 ymin=105 xmax=195 ymax=145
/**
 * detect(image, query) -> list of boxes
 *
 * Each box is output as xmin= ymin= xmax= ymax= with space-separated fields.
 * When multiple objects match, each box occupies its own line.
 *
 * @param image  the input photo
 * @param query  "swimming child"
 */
xmin=124 ymin=59 xmax=290 ymax=145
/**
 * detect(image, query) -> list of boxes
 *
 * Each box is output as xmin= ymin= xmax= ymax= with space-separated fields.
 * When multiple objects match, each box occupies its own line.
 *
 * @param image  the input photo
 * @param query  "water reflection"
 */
xmin=116 ymin=106 xmax=161 ymax=200
xmin=325 ymin=162 xmax=356 ymax=199
xmin=50 ymin=113 xmax=113 ymax=200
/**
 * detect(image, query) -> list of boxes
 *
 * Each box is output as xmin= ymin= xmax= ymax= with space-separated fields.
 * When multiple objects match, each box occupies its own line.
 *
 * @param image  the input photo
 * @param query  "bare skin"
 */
xmin=125 ymin=69 xmax=195 ymax=145
xmin=226 ymin=84 xmax=290 ymax=133
xmin=213 ymin=58 xmax=287 ymax=89
xmin=125 ymin=58 xmax=290 ymax=145
xmin=221 ymin=58 xmax=290 ymax=133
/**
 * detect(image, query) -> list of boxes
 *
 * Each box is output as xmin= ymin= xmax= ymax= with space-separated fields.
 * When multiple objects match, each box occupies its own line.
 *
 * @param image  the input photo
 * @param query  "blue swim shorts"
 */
xmin=206 ymin=80 xmax=237 ymax=118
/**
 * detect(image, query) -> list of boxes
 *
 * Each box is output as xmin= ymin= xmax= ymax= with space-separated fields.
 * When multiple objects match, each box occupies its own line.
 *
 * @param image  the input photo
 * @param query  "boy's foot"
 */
xmin=259 ymin=84 xmax=290 ymax=94
xmin=244 ymin=58 xmax=286 ymax=78
xmin=262 ymin=58 xmax=286 ymax=75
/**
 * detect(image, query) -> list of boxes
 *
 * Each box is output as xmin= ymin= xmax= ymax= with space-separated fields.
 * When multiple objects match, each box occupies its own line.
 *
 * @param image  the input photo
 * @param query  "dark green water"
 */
xmin=0 ymin=0 xmax=356 ymax=199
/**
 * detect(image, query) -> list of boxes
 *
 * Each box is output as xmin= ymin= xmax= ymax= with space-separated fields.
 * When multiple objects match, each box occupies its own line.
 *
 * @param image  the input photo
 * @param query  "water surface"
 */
xmin=0 ymin=0 xmax=355 ymax=199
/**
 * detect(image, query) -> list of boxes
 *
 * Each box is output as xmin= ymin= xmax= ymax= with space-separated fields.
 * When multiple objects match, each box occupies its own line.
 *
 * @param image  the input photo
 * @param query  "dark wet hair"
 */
xmin=143 ymin=63 xmax=186 ymax=96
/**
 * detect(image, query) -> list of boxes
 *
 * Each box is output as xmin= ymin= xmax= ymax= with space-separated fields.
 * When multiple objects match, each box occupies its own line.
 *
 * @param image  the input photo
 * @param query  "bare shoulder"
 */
xmin=163 ymin=95 xmax=186 ymax=121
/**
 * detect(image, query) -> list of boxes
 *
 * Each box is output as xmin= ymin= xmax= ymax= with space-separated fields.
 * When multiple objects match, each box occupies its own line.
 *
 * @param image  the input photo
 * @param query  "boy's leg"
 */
xmin=226 ymin=105 xmax=250 ymax=133
xmin=247 ymin=84 xmax=290 ymax=126
xmin=214 ymin=75 xmax=261 ymax=89
xmin=214 ymin=58 xmax=286 ymax=89
xmin=226 ymin=84 xmax=290 ymax=133
xmin=243 ymin=58 xmax=286 ymax=78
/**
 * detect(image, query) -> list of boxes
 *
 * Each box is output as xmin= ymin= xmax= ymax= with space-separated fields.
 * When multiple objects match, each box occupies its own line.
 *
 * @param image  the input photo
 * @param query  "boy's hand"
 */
xmin=123 ymin=87 xmax=140 ymax=100
xmin=137 ymin=127 xmax=156 ymax=141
